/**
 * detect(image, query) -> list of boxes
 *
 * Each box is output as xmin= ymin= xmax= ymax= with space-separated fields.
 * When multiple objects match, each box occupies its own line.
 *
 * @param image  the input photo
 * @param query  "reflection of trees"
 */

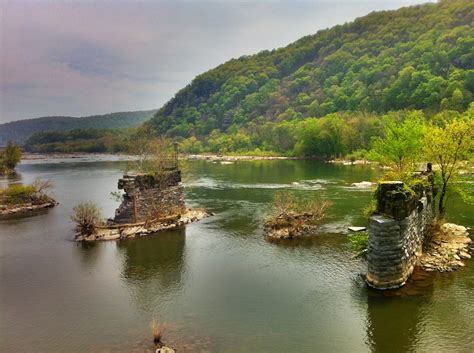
xmin=117 ymin=228 xmax=186 ymax=290
xmin=75 ymin=241 xmax=103 ymax=268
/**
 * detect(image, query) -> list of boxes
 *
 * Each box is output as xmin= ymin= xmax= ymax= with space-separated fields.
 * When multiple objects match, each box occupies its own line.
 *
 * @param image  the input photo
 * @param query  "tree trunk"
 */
xmin=438 ymin=182 xmax=447 ymax=216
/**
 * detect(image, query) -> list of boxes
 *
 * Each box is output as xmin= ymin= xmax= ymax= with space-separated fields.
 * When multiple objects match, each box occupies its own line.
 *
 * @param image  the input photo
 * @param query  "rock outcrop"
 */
xmin=418 ymin=223 xmax=472 ymax=272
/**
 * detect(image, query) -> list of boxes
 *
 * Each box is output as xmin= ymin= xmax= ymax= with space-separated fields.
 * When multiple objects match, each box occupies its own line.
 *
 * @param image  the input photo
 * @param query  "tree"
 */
xmin=0 ymin=142 xmax=22 ymax=173
xmin=423 ymin=114 xmax=474 ymax=216
xmin=369 ymin=113 xmax=426 ymax=172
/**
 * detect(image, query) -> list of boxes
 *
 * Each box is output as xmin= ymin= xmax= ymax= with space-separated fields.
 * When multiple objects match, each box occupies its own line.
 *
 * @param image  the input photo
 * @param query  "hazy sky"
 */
xmin=0 ymin=0 xmax=434 ymax=123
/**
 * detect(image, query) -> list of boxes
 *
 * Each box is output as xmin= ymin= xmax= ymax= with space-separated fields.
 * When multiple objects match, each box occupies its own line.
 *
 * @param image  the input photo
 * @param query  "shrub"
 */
xmin=71 ymin=202 xmax=104 ymax=235
xmin=265 ymin=191 xmax=331 ymax=238
xmin=1 ymin=185 xmax=36 ymax=204
xmin=348 ymin=231 xmax=369 ymax=259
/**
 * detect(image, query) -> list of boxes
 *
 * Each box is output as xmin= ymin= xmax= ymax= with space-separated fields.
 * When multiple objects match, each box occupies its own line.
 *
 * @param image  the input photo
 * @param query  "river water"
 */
xmin=1 ymin=158 xmax=473 ymax=352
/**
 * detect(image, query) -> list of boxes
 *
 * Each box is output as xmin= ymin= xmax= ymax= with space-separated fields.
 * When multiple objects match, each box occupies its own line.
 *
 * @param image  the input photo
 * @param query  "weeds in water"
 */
xmin=348 ymin=231 xmax=369 ymax=259
xmin=151 ymin=318 xmax=164 ymax=345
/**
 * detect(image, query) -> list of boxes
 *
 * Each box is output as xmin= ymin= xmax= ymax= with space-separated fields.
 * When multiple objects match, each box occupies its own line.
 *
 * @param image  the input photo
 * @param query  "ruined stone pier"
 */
xmin=114 ymin=170 xmax=185 ymax=224
xmin=366 ymin=171 xmax=436 ymax=289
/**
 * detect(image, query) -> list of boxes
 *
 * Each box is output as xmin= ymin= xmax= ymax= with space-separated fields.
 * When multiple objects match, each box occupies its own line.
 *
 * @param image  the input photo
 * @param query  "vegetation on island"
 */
xmin=0 ymin=142 xmax=22 ymax=174
xmin=0 ymin=179 xmax=55 ymax=207
xmin=265 ymin=191 xmax=330 ymax=239
xmin=71 ymin=202 xmax=104 ymax=236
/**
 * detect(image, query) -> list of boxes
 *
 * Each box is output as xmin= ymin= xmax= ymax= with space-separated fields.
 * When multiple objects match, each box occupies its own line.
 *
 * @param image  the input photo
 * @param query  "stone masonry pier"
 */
xmin=366 ymin=170 xmax=436 ymax=289
xmin=113 ymin=170 xmax=185 ymax=224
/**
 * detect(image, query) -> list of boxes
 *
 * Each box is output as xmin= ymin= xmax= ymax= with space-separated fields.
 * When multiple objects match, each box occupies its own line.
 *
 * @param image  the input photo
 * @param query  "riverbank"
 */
xmin=21 ymin=152 xmax=299 ymax=162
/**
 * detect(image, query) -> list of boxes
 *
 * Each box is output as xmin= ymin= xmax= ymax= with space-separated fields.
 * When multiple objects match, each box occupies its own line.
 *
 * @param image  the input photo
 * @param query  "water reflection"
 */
xmin=117 ymin=228 xmax=186 ymax=288
xmin=366 ymin=269 xmax=436 ymax=353
xmin=75 ymin=241 xmax=103 ymax=268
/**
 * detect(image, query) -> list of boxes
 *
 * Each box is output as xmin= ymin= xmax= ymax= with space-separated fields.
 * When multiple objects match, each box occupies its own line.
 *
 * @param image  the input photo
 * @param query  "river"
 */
xmin=1 ymin=158 xmax=473 ymax=352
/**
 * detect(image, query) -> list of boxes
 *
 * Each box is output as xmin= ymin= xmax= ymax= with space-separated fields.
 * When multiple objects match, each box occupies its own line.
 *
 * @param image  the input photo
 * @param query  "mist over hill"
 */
xmin=0 ymin=110 xmax=157 ymax=145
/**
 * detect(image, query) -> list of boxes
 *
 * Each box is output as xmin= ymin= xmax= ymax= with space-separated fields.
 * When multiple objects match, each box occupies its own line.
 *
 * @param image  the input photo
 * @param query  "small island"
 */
xmin=73 ymin=138 xmax=210 ymax=241
xmin=0 ymin=179 xmax=58 ymax=218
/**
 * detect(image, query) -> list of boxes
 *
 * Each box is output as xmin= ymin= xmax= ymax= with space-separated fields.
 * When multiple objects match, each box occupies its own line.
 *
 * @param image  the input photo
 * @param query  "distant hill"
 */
xmin=145 ymin=0 xmax=473 ymax=138
xmin=0 ymin=110 xmax=157 ymax=145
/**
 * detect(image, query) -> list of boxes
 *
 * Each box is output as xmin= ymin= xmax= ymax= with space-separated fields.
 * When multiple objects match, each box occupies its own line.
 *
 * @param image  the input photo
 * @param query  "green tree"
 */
xmin=369 ymin=113 xmax=426 ymax=171
xmin=423 ymin=113 xmax=474 ymax=216
xmin=0 ymin=142 xmax=22 ymax=173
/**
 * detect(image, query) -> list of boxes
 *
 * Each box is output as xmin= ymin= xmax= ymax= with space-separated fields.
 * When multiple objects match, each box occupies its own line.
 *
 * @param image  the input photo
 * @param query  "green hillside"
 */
xmin=144 ymin=0 xmax=473 ymax=156
xmin=0 ymin=110 xmax=157 ymax=146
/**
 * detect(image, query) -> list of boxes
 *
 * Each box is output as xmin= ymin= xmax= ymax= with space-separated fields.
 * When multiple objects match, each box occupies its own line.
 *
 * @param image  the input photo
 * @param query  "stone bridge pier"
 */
xmin=366 ymin=171 xmax=436 ymax=289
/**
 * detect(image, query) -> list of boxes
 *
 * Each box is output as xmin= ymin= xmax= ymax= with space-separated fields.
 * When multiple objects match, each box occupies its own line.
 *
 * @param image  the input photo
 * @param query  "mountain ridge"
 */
xmin=0 ymin=109 xmax=157 ymax=145
xmin=145 ymin=0 xmax=473 ymax=140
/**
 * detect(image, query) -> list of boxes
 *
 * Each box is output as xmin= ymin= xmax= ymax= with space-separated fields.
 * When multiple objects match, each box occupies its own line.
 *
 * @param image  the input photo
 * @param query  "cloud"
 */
xmin=0 ymin=0 xmax=433 ymax=122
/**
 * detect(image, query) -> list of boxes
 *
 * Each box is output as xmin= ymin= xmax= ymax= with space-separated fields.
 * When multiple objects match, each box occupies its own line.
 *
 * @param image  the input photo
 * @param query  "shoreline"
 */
xmin=21 ymin=152 xmax=370 ymax=164
xmin=0 ymin=200 xmax=58 ymax=217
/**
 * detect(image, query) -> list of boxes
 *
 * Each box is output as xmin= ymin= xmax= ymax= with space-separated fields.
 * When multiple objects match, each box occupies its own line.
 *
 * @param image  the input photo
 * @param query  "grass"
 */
xmin=151 ymin=318 xmax=164 ymax=345
xmin=348 ymin=231 xmax=369 ymax=259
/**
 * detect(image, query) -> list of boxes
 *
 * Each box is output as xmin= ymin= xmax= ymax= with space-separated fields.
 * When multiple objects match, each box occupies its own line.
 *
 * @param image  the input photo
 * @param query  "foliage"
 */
xmin=348 ymin=231 xmax=369 ymax=259
xmin=363 ymin=199 xmax=377 ymax=219
xmin=423 ymin=111 xmax=474 ymax=215
xmin=0 ymin=185 xmax=36 ymax=205
xmin=145 ymin=0 xmax=473 ymax=148
xmin=71 ymin=202 xmax=104 ymax=235
xmin=125 ymin=133 xmax=178 ymax=178
xmin=270 ymin=190 xmax=330 ymax=224
xmin=0 ymin=179 xmax=53 ymax=205
xmin=24 ymin=128 xmax=130 ymax=153
xmin=110 ymin=191 xmax=124 ymax=203
xmin=369 ymin=113 xmax=426 ymax=171
xmin=265 ymin=191 xmax=330 ymax=239
xmin=0 ymin=142 xmax=22 ymax=172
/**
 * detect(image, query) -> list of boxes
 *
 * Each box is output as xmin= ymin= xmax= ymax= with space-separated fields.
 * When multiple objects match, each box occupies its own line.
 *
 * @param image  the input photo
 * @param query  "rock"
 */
xmin=348 ymin=226 xmax=366 ymax=232
xmin=156 ymin=347 xmax=175 ymax=353
xmin=459 ymin=251 xmax=471 ymax=259
xmin=351 ymin=181 xmax=375 ymax=188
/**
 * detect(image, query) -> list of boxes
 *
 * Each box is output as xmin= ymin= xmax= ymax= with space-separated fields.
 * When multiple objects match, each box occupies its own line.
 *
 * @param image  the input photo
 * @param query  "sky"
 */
xmin=0 ymin=0 xmax=435 ymax=123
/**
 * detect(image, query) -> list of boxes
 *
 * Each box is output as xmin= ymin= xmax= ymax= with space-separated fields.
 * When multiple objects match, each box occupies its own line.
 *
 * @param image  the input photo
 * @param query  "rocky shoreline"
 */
xmin=75 ymin=208 xmax=210 ymax=241
xmin=0 ymin=200 xmax=58 ymax=217
xmin=418 ymin=223 xmax=472 ymax=272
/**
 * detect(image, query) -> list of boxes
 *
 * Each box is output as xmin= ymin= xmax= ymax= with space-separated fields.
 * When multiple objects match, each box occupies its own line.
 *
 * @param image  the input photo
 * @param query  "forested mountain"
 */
xmin=144 ymin=0 xmax=473 ymax=156
xmin=0 ymin=110 xmax=157 ymax=145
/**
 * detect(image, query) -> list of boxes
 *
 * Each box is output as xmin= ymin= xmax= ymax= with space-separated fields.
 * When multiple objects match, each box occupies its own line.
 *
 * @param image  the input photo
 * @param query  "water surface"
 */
xmin=1 ymin=159 xmax=473 ymax=352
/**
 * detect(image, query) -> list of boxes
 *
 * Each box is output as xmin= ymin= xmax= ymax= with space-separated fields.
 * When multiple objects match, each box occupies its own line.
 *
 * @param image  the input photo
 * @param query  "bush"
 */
xmin=0 ymin=179 xmax=54 ymax=205
xmin=71 ymin=202 xmax=104 ymax=235
xmin=265 ymin=191 xmax=331 ymax=238
xmin=348 ymin=231 xmax=369 ymax=259
xmin=1 ymin=185 xmax=36 ymax=204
